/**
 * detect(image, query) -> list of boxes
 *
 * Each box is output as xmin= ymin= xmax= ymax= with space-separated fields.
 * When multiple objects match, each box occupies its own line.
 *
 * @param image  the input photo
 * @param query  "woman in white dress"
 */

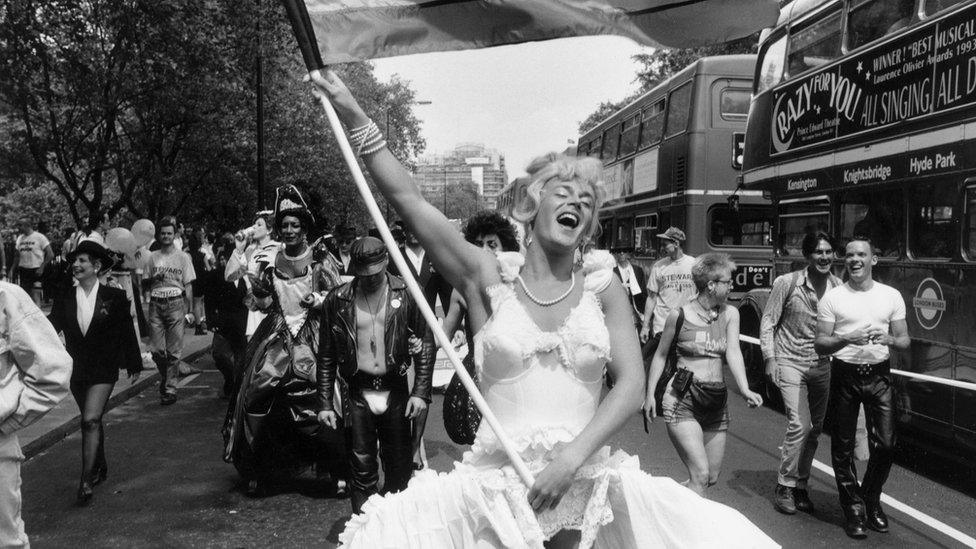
xmin=311 ymin=70 xmax=778 ymax=549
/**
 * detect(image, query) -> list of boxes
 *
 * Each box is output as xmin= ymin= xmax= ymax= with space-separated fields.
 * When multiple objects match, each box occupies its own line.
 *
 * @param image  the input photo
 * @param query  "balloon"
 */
xmin=131 ymin=219 xmax=156 ymax=248
xmin=106 ymin=227 xmax=138 ymax=269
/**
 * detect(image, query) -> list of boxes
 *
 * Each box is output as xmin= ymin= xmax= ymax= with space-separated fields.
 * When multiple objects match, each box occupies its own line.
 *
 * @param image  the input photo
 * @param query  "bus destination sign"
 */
xmin=771 ymin=5 xmax=976 ymax=155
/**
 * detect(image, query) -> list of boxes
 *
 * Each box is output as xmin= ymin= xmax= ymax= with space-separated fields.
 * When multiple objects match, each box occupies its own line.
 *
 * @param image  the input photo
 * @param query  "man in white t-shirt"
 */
xmin=148 ymin=216 xmax=197 ymax=406
xmin=639 ymin=226 xmax=696 ymax=347
xmin=10 ymin=218 xmax=53 ymax=306
xmin=815 ymin=238 xmax=910 ymax=539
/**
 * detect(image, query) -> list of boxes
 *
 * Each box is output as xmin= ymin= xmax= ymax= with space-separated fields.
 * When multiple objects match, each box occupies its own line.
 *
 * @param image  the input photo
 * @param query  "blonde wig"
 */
xmin=511 ymin=153 xmax=607 ymax=245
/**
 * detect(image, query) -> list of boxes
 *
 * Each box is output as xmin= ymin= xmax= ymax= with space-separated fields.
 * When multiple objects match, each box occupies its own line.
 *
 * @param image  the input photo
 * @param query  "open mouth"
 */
xmin=556 ymin=212 xmax=580 ymax=229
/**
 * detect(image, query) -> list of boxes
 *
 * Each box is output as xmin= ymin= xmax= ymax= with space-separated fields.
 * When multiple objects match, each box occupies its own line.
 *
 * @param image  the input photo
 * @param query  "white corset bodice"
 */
xmin=470 ymin=251 xmax=615 ymax=452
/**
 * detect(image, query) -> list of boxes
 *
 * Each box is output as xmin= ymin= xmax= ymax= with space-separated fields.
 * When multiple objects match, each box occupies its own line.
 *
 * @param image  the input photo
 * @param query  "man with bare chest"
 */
xmin=316 ymin=237 xmax=435 ymax=513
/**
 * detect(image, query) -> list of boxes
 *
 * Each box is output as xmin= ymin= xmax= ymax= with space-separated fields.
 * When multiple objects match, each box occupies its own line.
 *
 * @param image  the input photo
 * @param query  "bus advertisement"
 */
xmin=576 ymin=55 xmax=774 ymax=298
xmin=741 ymin=0 xmax=976 ymax=454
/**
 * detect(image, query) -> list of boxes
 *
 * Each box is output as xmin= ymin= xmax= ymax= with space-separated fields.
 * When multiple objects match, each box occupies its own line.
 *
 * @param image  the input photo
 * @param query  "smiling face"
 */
xmin=807 ymin=238 xmax=835 ymax=274
xmin=72 ymin=253 xmax=100 ymax=283
xmin=709 ymin=267 xmax=734 ymax=303
xmin=278 ymin=215 xmax=305 ymax=247
xmin=844 ymin=239 xmax=876 ymax=283
xmin=531 ymin=178 xmax=594 ymax=250
xmin=157 ymin=225 xmax=176 ymax=247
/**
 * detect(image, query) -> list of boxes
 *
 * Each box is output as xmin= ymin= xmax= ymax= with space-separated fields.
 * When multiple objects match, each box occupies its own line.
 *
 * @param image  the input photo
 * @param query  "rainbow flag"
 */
xmin=298 ymin=0 xmax=780 ymax=64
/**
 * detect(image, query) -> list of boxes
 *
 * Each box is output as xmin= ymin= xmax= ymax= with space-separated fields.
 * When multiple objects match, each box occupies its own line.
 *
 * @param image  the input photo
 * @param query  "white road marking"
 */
xmin=810 ymin=459 xmax=976 ymax=547
xmin=177 ymin=373 xmax=201 ymax=387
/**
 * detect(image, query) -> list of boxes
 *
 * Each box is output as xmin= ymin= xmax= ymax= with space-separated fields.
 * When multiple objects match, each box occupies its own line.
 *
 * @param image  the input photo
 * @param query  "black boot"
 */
xmin=865 ymin=501 xmax=889 ymax=533
xmin=843 ymin=504 xmax=868 ymax=539
xmin=793 ymin=488 xmax=815 ymax=513
xmin=774 ymin=484 xmax=796 ymax=514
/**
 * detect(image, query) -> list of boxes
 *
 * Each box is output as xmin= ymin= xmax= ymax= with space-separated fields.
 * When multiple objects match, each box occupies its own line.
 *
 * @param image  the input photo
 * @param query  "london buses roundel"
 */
xmin=912 ymin=278 xmax=946 ymax=331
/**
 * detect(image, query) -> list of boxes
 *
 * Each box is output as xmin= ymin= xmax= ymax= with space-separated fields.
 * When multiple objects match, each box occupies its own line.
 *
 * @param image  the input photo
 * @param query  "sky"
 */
xmin=373 ymin=36 xmax=650 ymax=180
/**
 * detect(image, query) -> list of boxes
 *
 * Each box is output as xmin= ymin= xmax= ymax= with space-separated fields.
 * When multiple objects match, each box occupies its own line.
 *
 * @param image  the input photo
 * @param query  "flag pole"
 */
xmin=278 ymin=0 xmax=535 ymax=489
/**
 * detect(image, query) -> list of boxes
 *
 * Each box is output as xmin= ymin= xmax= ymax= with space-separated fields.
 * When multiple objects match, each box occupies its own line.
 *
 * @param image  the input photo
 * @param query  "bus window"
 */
xmin=616 ymin=216 xmax=635 ymax=248
xmin=965 ymin=186 xmax=976 ymax=260
xmin=639 ymin=100 xmax=665 ymax=149
xmin=589 ymin=136 xmax=602 ymax=158
xmin=839 ymin=190 xmax=905 ymax=258
xmin=619 ymin=114 xmax=641 ymax=158
xmin=665 ymin=83 xmax=692 ymax=139
xmin=778 ymin=198 xmax=830 ymax=256
xmin=757 ymin=35 xmax=786 ymax=93
xmin=634 ymin=213 xmax=660 ymax=256
xmin=720 ymin=89 xmax=750 ymax=121
xmin=924 ymin=0 xmax=965 ymax=16
xmin=787 ymin=9 xmax=842 ymax=77
xmin=847 ymin=0 xmax=916 ymax=50
xmin=911 ymin=183 xmax=957 ymax=259
xmin=602 ymin=125 xmax=619 ymax=159
xmin=708 ymin=205 xmax=773 ymax=247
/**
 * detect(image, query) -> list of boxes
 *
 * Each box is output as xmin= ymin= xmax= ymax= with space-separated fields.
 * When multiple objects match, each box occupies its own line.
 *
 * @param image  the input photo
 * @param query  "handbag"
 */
xmin=443 ymin=353 xmax=481 ymax=445
xmin=652 ymin=307 xmax=685 ymax=415
xmin=688 ymin=382 xmax=728 ymax=414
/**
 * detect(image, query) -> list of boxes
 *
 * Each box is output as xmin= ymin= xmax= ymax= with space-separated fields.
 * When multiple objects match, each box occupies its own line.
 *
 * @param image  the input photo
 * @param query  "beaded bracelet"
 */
xmin=347 ymin=119 xmax=386 ymax=156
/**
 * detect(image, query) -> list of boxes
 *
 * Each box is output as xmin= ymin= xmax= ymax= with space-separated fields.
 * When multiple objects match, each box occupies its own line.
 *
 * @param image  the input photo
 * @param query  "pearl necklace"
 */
xmin=517 ymin=273 xmax=576 ymax=307
xmin=281 ymin=245 xmax=311 ymax=262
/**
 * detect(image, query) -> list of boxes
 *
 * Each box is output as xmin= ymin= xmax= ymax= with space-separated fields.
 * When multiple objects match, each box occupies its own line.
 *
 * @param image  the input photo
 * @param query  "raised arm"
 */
xmin=309 ymin=70 xmax=494 ymax=296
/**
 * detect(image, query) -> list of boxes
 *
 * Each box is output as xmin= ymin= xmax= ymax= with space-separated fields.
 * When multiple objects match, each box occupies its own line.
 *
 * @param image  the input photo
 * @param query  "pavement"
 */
xmin=20 ymin=328 xmax=214 ymax=460
xmin=17 ymin=330 xmax=976 ymax=547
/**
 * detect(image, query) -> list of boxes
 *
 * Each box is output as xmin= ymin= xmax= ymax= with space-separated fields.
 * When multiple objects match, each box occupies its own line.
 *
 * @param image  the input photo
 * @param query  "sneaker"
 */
xmin=774 ymin=484 xmax=797 ymax=514
xmin=160 ymin=393 xmax=177 ymax=406
xmin=794 ymin=488 xmax=815 ymax=513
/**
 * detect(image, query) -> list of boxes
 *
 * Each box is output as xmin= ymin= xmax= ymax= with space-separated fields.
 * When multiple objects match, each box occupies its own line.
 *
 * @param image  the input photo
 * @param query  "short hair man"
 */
xmin=0 ymin=281 xmax=72 ymax=547
xmin=11 ymin=218 xmax=53 ymax=307
xmin=815 ymin=238 xmax=910 ymax=539
xmin=639 ymin=227 xmax=696 ymax=347
xmin=316 ymin=237 xmax=435 ymax=513
xmin=761 ymin=232 xmax=842 ymax=515
xmin=147 ymin=216 xmax=197 ymax=406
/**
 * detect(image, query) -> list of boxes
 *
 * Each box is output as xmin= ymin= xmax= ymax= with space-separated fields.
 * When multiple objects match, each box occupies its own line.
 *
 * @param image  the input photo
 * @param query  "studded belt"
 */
xmin=835 ymin=359 xmax=890 ymax=377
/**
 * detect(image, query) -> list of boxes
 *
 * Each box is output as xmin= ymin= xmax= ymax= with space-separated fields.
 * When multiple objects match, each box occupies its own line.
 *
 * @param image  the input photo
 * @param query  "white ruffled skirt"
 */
xmin=338 ymin=429 xmax=779 ymax=548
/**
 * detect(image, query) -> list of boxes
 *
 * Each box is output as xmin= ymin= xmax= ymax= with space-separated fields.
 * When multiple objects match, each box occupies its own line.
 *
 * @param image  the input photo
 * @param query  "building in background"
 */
xmin=413 ymin=143 xmax=508 ymax=214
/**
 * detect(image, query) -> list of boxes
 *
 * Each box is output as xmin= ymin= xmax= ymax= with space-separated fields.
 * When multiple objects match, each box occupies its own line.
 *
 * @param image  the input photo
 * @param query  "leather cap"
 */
xmin=350 ymin=236 xmax=388 ymax=276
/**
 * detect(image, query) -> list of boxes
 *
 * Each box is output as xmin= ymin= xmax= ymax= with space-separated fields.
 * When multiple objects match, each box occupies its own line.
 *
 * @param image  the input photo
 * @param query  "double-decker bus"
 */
xmin=740 ymin=0 xmax=976 ymax=453
xmin=577 ymin=55 xmax=774 ymax=297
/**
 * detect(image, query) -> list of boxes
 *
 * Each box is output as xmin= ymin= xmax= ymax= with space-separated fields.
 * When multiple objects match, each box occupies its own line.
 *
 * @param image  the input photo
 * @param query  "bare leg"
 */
xmin=411 ymin=407 xmax=428 ymax=470
xmin=702 ymin=430 xmax=727 ymax=487
xmin=666 ymin=421 xmax=710 ymax=495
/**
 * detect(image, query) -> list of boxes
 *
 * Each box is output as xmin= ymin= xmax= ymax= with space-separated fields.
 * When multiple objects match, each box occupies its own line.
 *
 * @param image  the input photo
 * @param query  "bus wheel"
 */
xmin=739 ymin=309 xmax=782 ymax=411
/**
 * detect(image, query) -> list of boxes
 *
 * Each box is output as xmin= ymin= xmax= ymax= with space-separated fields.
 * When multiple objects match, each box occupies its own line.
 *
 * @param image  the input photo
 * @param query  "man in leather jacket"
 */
xmin=316 ymin=237 xmax=435 ymax=513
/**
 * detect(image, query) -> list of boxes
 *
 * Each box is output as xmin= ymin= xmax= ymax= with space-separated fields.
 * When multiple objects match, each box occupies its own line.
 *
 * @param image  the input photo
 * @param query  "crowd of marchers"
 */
xmin=0 ymin=177 xmax=908 ymax=545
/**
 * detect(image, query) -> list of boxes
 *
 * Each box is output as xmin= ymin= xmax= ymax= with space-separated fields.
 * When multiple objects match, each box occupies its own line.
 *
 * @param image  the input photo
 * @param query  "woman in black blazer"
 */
xmin=48 ymin=240 xmax=142 ymax=504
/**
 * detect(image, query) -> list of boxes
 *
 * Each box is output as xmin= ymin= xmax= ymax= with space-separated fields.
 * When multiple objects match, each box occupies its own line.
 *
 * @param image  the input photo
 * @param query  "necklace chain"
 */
xmin=695 ymin=296 xmax=720 ymax=323
xmin=517 ymin=273 xmax=576 ymax=307
xmin=359 ymin=286 xmax=387 ymax=357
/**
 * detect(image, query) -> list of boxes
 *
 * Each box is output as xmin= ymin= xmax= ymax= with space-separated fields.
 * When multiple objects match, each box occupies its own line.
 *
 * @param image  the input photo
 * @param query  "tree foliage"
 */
xmin=0 ymin=0 xmax=425 ymax=238
xmin=577 ymin=34 xmax=759 ymax=135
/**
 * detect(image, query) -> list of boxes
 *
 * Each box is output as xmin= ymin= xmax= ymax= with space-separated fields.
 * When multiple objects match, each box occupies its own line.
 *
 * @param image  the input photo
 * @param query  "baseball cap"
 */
xmin=350 ymin=236 xmax=389 ymax=276
xmin=656 ymin=227 xmax=686 ymax=243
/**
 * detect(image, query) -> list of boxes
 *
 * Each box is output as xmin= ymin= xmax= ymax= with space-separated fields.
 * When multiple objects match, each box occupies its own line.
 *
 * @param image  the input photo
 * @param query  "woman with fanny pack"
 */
xmin=644 ymin=253 xmax=764 ymax=496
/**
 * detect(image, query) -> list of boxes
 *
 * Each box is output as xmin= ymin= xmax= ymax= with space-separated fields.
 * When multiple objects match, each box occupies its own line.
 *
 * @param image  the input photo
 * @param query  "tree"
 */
xmin=577 ymin=33 xmax=760 ymax=135
xmin=0 ymin=0 xmax=426 ymax=236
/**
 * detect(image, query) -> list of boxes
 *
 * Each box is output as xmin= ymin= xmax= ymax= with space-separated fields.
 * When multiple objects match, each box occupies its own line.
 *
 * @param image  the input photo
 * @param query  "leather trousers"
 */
xmin=830 ymin=360 xmax=895 ymax=507
xmin=347 ymin=382 xmax=412 ymax=514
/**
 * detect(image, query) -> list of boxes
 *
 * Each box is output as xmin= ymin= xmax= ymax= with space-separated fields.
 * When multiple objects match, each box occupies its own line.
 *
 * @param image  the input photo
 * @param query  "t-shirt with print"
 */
xmin=15 ymin=231 xmax=50 ymax=269
xmin=148 ymin=249 xmax=196 ymax=298
xmin=647 ymin=254 xmax=697 ymax=334
xmin=818 ymin=281 xmax=906 ymax=364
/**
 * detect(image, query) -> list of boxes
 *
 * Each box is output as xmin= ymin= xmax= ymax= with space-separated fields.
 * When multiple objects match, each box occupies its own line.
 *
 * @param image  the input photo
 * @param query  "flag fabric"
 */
xmin=304 ymin=0 xmax=780 ymax=64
